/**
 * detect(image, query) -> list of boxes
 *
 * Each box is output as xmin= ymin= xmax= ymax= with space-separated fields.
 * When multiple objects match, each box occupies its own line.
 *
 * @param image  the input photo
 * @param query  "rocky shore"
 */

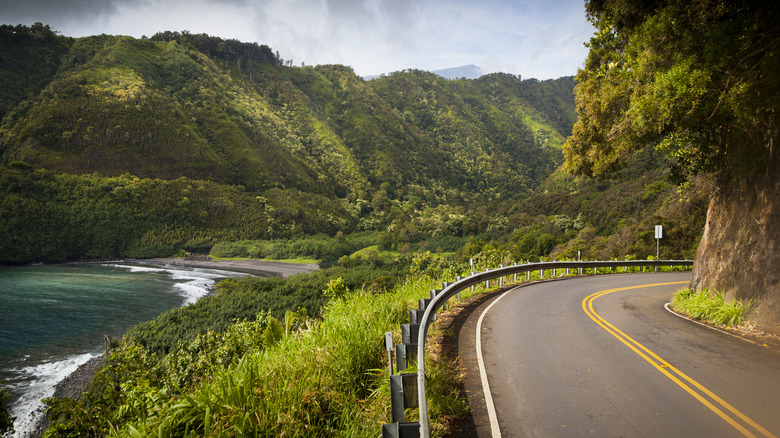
xmin=28 ymin=355 xmax=105 ymax=438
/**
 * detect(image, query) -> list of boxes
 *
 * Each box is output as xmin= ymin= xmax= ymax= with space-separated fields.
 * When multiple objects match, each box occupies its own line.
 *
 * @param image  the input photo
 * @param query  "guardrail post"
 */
xmin=409 ymin=309 xmax=425 ymax=325
xmin=395 ymin=342 xmax=418 ymax=372
xmin=431 ymin=289 xmax=443 ymax=310
xmin=401 ymin=323 xmax=419 ymax=345
xmin=390 ymin=373 xmax=419 ymax=422
xmin=419 ymin=298 xmax=434 ymax=321
xmin=382 ymin=422 xmax=421 ymax=438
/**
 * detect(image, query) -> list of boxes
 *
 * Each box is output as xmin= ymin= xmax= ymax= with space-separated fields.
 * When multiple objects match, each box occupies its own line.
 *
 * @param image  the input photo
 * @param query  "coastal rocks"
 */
xmin=51 ymin=355 xmax=105 ymax=401
xmin=28 ymin=355 xmax=105 ymax=438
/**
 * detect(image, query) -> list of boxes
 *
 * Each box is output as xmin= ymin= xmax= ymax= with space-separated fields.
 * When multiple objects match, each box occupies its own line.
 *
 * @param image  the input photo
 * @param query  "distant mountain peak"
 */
xmin=362 ymin=64 xmax=485 ymax=81
xmin=431 ymin=65 xmax=484 ymax=80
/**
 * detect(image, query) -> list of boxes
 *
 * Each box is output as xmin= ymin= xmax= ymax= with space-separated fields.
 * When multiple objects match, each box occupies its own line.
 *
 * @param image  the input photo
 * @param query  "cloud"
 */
xmin=0 ymin=0 xmax=594 ymax=79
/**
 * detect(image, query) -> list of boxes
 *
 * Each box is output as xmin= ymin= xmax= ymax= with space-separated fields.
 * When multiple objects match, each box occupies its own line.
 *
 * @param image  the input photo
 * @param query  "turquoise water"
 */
xmin=0 ymin=262 xmax=245 ymax=435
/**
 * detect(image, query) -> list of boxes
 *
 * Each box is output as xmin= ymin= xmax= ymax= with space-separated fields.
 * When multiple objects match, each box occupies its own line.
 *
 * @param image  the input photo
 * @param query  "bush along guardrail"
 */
xmin=381 ymin=259 xmax=694 ymax=438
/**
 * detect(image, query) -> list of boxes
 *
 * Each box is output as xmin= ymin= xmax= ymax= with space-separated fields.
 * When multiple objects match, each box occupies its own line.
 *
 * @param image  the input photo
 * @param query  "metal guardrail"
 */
xmin=382 ymin=259 xmax=694 ymax=438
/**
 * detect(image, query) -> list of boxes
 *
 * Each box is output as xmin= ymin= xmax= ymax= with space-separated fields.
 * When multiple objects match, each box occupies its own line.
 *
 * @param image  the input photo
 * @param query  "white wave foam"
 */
xmin=107 ymin=263 xmax=246 ymax=306
xmin=171 ymin=275 xmax=215 ymax=305
xmin=9 ymin=352 xmax=97 ymax=437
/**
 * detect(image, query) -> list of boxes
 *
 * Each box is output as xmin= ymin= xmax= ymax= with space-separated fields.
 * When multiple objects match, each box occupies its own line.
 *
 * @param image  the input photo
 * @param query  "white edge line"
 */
xmin=476 ymin=291 xmax=513 ymax=438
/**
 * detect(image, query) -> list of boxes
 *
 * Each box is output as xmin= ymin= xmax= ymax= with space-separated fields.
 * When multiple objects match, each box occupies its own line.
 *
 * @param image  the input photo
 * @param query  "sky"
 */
xmin=1 ymin=0 xmax=596 ymax=80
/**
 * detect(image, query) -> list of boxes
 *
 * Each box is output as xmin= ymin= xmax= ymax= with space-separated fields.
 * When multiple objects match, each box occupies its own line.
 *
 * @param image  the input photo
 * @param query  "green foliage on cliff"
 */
xmin=564 ymin=0 xmax=780 ymax=182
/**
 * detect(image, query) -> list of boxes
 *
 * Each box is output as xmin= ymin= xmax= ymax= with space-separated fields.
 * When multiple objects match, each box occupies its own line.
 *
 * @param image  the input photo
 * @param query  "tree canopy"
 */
xmin=564 ymin=0 xmax=780 ymax=183
xmin=564 ymin=0 xmax=780 ymax=333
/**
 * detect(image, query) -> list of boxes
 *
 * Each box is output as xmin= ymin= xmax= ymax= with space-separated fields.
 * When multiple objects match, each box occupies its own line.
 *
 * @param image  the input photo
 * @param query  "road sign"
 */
xmin=655 ymin=225 xmax=663 ymax=239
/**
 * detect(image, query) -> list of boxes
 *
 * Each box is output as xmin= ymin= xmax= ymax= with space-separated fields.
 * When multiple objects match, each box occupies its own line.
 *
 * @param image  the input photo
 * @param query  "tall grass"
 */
xmin=671 ymin=288 xmax=753 ymax=326
xmin=113 ymin=276 xmax=441 ymax=437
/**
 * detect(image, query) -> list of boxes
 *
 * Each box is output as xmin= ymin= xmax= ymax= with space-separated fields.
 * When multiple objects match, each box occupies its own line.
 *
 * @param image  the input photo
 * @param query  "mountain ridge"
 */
xmin=432 ymin=64 xmax=485 ymax=79
xmin=0 ymin=27 xmax=575 ymax=204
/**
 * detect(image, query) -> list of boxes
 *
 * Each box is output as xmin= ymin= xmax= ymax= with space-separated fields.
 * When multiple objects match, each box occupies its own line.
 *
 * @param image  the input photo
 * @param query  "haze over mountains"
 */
xmin=364 ymin=64 xmax=486 ymax=81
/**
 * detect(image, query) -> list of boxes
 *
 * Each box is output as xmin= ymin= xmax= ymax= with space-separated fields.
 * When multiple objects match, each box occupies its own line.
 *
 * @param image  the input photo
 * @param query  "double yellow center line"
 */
xmin=582 ymin=281 xmax=776 ymax=438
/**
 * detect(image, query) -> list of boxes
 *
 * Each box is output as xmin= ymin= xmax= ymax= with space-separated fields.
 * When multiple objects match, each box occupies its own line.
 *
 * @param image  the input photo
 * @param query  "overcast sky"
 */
xmin=1 ymin=0 xmax=595 ymax=79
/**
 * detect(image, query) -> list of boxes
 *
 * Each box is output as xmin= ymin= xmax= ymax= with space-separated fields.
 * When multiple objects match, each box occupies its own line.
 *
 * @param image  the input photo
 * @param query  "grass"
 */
xmin=113 ymin=275 xmax=447 ymax=437
xmin=671 ymin=288 xmax=753 ymax=326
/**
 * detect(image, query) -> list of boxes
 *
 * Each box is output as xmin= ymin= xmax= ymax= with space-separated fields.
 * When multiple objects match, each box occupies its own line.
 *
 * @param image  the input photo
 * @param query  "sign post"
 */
xmin=655 ymin=225 xmax=663 ymax=259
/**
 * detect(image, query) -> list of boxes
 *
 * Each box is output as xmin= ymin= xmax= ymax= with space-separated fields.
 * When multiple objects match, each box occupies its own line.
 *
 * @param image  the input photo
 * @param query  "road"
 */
xmin=457 ymin=273 xmax=780 ymax=437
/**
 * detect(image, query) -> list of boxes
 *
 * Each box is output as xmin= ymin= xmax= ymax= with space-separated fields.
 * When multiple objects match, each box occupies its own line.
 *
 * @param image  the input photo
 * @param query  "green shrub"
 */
xmin=0 ymin=381 xmax=14 ymax=435
xmin=671 ymin=288 xmax=753 ymax=326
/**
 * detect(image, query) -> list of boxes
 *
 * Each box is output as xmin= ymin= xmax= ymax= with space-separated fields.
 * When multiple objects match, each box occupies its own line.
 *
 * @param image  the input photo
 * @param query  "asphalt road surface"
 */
xmin=458 ymin=272 xmax=780 ymax=437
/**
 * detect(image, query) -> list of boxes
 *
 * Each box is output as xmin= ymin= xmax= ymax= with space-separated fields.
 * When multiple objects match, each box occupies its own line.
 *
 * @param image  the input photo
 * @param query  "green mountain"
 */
xmin=0 ymin=25 xmax=584 ymax=263
xmin=1 ymin=25 xmax=704 ymax=267
xmin=0 ymin=26 xmax=571 ymax=202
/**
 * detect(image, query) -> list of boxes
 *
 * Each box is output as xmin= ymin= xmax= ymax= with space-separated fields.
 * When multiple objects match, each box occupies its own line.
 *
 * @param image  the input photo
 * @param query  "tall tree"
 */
xmin=564 ymin=0 xmax=780 ymax=332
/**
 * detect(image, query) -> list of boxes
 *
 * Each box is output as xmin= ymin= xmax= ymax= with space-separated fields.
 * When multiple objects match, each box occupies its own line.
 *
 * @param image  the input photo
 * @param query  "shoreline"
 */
xmin=2 ymin=256 xmax=321 ymax=279
xmin=26 ymin=355 xmax=106 ymax=438
xmin=21 ymin=257 xmax=319 ymax=437
xmin=115 ymin=256 xmax=321 ymax=278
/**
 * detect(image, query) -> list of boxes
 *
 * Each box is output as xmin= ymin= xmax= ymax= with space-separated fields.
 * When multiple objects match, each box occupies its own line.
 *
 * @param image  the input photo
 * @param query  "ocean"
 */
xmin=0 ymin=261 xmax=250 ymax=436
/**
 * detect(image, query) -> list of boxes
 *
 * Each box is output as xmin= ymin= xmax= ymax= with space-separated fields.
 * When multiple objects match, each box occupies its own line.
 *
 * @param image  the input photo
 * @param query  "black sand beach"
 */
xmin=144 ymin=256 xmax=320 ymax=278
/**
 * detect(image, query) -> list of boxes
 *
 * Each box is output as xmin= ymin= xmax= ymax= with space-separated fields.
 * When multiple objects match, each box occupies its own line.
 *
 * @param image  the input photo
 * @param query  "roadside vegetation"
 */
xmin=39 ymin=250 xmax=691 ymax=437
xmin=42 ymin=253 xmax=466 ymax=437
xmin=671 ymin=288 xmax=754 ymax=326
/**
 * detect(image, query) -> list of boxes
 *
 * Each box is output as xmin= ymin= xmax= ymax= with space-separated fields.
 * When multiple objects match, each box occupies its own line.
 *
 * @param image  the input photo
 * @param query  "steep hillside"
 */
xmin=0 ymin=28 xmax=573 ymax=203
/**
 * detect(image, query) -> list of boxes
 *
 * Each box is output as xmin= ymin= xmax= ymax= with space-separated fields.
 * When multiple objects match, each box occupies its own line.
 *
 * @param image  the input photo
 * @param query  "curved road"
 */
xmin=457 ymin=273 xmax=780 ymax=437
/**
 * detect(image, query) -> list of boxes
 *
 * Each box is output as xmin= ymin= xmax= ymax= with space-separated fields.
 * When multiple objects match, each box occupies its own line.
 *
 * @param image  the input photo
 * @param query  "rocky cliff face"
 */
xmin=691 ymin=164 xmax=780 ymax=334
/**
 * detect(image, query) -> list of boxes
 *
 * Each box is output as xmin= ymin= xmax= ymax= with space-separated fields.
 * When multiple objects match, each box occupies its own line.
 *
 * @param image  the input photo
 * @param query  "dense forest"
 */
xmin=0 ymin=24 xmax=705 ymax=266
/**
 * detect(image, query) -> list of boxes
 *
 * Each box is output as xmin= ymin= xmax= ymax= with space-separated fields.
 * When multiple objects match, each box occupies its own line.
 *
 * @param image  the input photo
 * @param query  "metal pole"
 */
xmin=385 ymin=332 xmax=394 ymax=376
xmin=470 ymin=259 xmax=474 ymax=294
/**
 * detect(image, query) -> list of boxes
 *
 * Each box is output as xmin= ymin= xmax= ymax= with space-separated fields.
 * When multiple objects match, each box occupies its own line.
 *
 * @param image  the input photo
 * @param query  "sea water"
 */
xmin=0 ymin=262 xmax=249 ymax=436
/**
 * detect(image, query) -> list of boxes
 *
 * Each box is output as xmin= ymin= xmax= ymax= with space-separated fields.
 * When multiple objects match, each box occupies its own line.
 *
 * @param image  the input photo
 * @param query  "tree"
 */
xmin=564 ymin=0 xmax=780 ymax=332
